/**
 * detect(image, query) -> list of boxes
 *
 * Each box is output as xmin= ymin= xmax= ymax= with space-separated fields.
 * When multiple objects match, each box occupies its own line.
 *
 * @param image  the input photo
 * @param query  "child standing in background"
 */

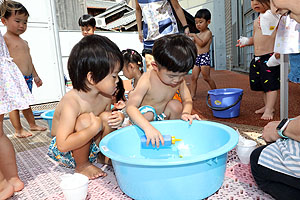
xmin=78 ymin=14 xmax=96 ymax=36
xmin=122 ymin=49 xmax=143 ymax=89
xmin=0 ymin=0 xmax=33 ymax=198
xmin=236 ymin=0 xmax=280 ymax=120
xmin=189 ymin=9 xmax=216 ymax=100
xmin=48 ymin=35 xmax=124 ymax=179
xmin=1 ymin=0 xmax=46 ymax=137
xmin=126 ymin=34 xmax=200 ymax=148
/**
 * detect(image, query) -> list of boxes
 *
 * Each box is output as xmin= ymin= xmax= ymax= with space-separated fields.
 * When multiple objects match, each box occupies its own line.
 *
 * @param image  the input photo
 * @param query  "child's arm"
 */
xmin=179 ymin=80 xmax=201 ymax=124
xmin=26 ymin=41 xmax=43 ymax=87
xmin=170 ymin=0 xmax=190 ymax=35
xmin=135 ymin=0 xmax=143 ymax=43
xmin=190 ymin=31 xmax=212 ymax=48
xmin=56 ymin=103 xmax=102 ymax=152
xmin=126 ymin=76 xmax=164 ymax=147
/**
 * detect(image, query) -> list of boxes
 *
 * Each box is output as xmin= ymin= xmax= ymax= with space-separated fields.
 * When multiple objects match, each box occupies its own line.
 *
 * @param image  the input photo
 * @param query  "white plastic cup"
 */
xmin=236 ymin=139 xmax=257 ymax=164
xmin=59 ymin=173 xmax=89 ymax=200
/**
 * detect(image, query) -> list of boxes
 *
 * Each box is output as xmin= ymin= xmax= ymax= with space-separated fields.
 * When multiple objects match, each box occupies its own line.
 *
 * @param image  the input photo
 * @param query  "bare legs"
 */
xmin=73 ymin=113 xmax=108 ymax=180
xmin=255 ymin=91 xmax=278 ymax=120
xmin=9 ymin=107 xmax=46 ymax=138
xmin=190 ymin=65 xmax=216 ymax=100
xmin=0 ymin=114 xmax=24 ymax=199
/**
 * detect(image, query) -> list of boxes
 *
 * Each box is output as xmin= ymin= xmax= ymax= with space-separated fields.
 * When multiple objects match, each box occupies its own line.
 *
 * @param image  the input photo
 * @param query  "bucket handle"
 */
xmin=206 ymin=93 xmax=243 ymax=111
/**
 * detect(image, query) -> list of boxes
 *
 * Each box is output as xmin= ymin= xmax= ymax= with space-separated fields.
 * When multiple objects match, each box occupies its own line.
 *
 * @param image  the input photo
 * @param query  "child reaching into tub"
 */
xmin=189 ymin=8 xmax=216 ymax=100
xmin=1 ymin=0 xmax=46 ymax=137
xmin=236 ymin=0 xmax=280 ymax=120
xmin=48 ymin=35 xmax=125 ymax=179
xmin=126 ymin=34 xmax=201 ymax=148
xmin=122 ymin=49 xmax=144 ymax=90
xmin=78 ymin=14 xmax=96 ymax=37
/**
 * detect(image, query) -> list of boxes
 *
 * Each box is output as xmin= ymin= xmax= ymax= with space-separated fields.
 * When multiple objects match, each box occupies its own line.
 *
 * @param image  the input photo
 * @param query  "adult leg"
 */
xmin=9 ymin=110 xmax=32 ymax=138
xmin=261 ymin=90 xmax=277 ymax=120
xmin=164 ymin=99 xmax=183 ymax=120
xmin=190 ymin=65 xmax=201 ymax=100
xmin=22 ymin=107 xmax=47 ymax=131
xmin=200 ymin=65 xmax=216 ymax=90
xmin=250 ymin=146 xmax=300 ymax=200
xmin=0 ymin=115 xmax=24 ymax=194
xmin=73 ymin=113 xmax=106 ymax=179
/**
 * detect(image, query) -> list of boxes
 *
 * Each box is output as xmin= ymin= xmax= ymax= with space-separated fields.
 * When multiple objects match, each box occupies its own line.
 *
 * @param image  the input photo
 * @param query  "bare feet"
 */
xmin=14 ymin=129 xmax=32 ymax=138
xmin=0 ymin=179 xmax=14 ymax=200
xmin=75 ymin=163 xmax=107 ymax=180
xmin=30 ymin=125 xmax=47 ymax=131
xmin=8 ymin=177 xmax=24 ymax=192
xmin=261 ymin=108 xmax=275 ymax=120
xmin=255 ymin=107 xmax=265 ymax=114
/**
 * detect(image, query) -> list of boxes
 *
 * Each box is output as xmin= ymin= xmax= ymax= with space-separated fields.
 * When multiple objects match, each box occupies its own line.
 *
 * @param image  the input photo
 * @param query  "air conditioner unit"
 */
xmin=96 ymin=18 xmax=106 ymax=27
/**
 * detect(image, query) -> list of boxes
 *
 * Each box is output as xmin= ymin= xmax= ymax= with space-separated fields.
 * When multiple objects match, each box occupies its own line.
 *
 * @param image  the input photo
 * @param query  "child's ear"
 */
xmin=86 ymin=72 xmax=95 ymax=85
xmin=1 ymin=18 xmax=7 ymax=26
xmin=151 ymin=61 xmax=158 ymax=71
xmin=207 ymin=20 xmax=211 ymax=25
xmin=128 ymin=63 xmax=135 ymax=70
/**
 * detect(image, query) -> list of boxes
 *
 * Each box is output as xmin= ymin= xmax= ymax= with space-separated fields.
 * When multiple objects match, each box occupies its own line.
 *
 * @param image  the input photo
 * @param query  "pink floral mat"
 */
xmin=10 ymin=146 xmax=273 ymax=200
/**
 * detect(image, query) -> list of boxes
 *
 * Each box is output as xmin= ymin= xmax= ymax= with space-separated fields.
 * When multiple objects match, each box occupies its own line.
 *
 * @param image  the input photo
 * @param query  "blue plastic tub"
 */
xmin=41 ymin=110 xmax=55 ymax=132
xmin=207 ymin=88 xmax=243 ymax=118
xmin=100 ymin=120 xmax=238 ymax=200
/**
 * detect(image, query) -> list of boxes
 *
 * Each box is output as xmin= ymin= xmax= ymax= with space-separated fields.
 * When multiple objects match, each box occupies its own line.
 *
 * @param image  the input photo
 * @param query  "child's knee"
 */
xmin=143 ymin=112 xmax=154 ymax=121
xmin=166 ymin=100 xmax=183 ymax=117
xmin=99 ymin=111 xmax=111 ymax=125
xmin=75 ymin=113 xmax=92 ymax=131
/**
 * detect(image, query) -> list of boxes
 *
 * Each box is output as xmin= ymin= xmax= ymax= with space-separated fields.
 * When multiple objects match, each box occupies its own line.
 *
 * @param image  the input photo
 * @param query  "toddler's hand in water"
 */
xmin=108 ymin=111 xmax=124 ymax=129
xmin=181 ymin=113 xmax=201 ymax=125
xmin=144 ymin=126 xmax=164 ymax=148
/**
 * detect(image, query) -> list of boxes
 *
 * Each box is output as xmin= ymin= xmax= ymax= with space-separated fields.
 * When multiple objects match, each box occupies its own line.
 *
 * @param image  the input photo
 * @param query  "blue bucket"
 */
xmin=207 ymin=88 xmax=243 ymax=118
xmin=41 ymin=110 xmax=55 ymax=132
xmin=100 ymin=120 xmax=238 ymax=200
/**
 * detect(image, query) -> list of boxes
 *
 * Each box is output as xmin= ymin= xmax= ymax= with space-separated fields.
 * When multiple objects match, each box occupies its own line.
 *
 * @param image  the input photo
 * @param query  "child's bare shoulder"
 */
xmin=59 ymin=90 xmax=82 ymax=111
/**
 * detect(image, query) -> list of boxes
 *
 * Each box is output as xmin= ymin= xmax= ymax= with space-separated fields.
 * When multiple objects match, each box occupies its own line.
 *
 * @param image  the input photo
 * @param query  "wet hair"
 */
xmin=78 ymin=14 xmax=96 ymax=28
xmin=2 ymin=0 xmax=29 ymax=19
xmin=68 ymin=34 xmax=123 ymax=92
xmin=114 ymin=76 xmax=126 ymax=102
xmin=152 ymin=34 xmax=197 ymax=73
xmin=195 ymin=8 xmax=211 ymax=21
xmin=122 ymin=49 xmax=143 ymax=73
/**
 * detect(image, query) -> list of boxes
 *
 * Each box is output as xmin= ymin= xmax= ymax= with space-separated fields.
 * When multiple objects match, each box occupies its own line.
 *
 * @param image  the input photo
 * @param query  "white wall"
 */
xmin=0 ymin=0 xmax=65 ymax=105
xmin=1 ymin=0 xmax=142 ymax=105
